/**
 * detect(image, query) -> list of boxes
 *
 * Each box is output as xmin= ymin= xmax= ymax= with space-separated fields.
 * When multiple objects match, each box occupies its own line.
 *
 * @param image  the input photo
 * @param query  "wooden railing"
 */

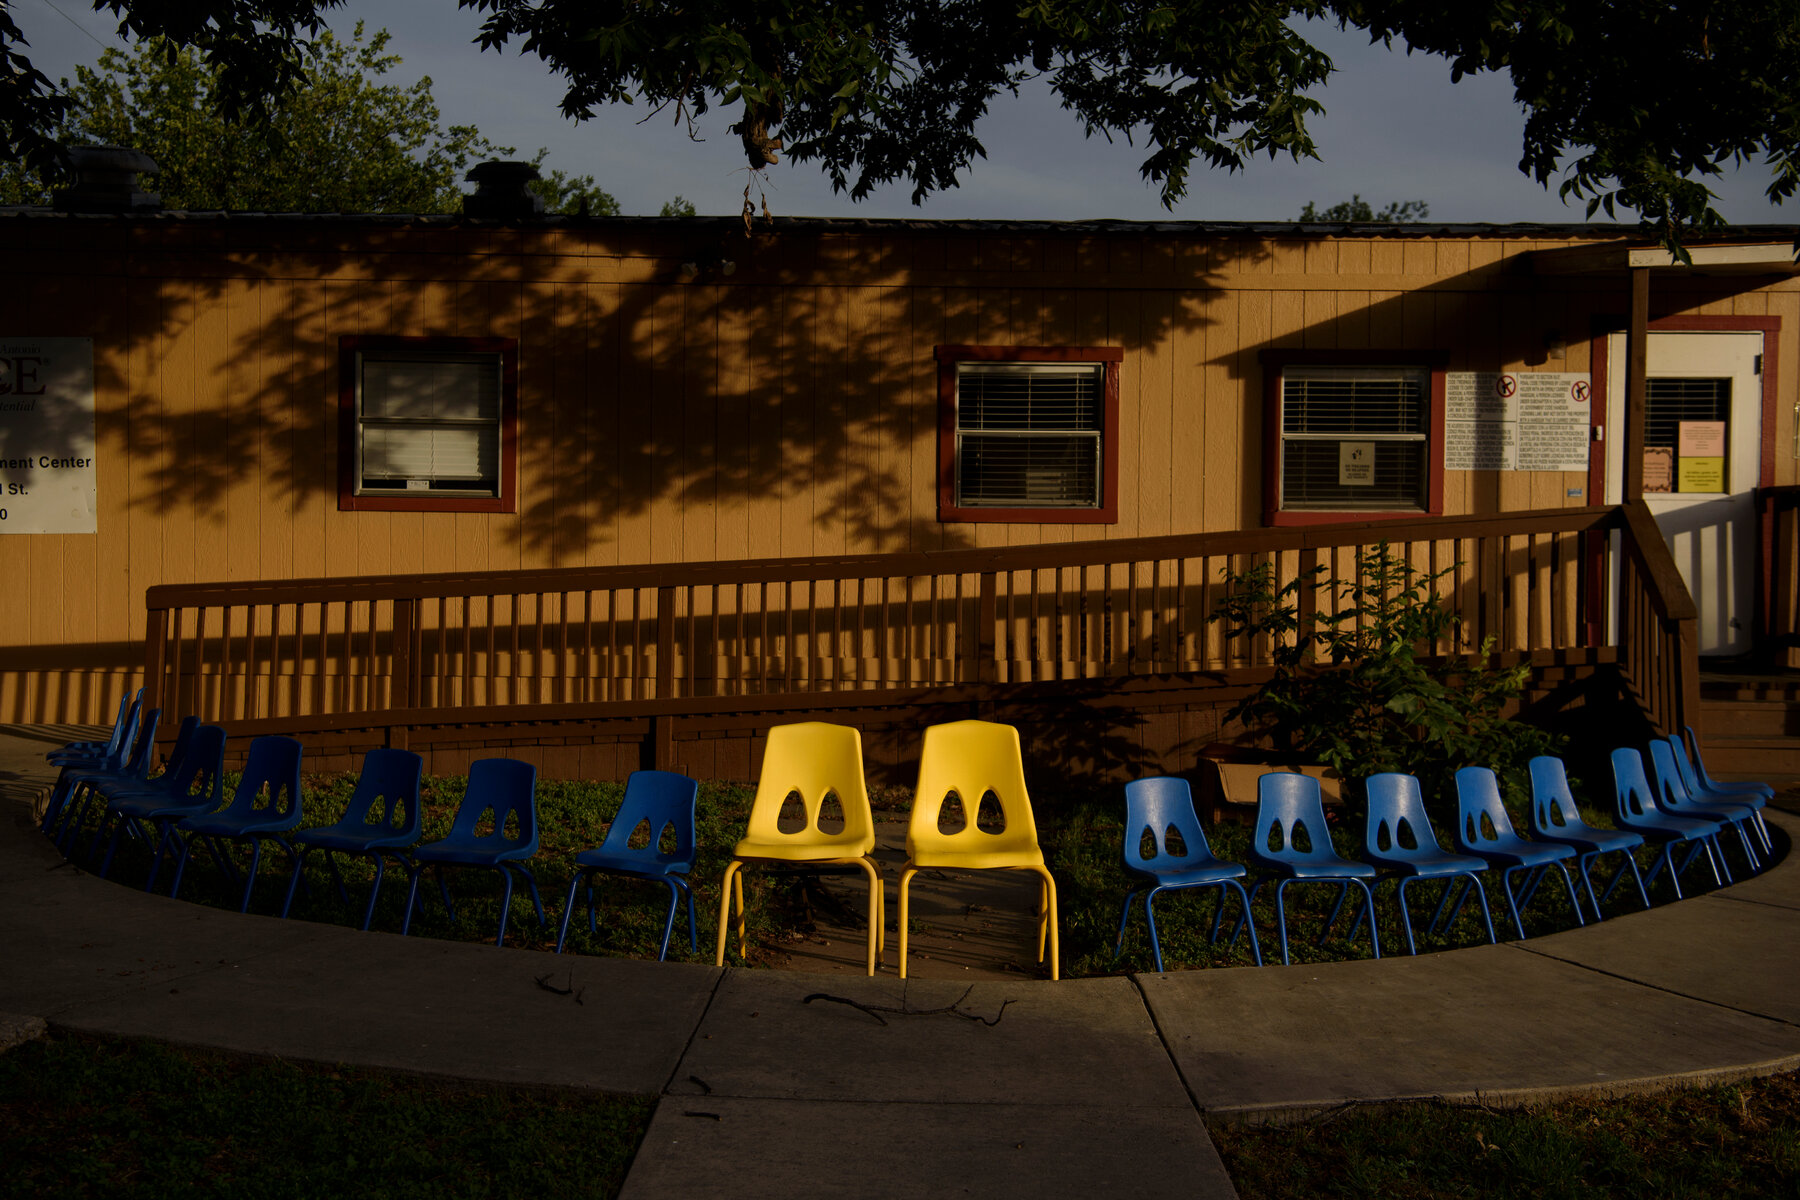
xmin=141 ymin=501 xmax=1702 ymax=756
xmin=1757 ymin=484 xmax=1800 ymax=651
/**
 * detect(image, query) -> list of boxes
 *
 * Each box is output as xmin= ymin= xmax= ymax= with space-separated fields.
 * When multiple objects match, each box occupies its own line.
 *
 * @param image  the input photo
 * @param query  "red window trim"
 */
xmin=935 ymin=344 xmax=1122 ymax=524
xmin=1260 ymin=349 xmax=1449 ymax=527
xmin=338 ymin=335 xmax=519 ymax=514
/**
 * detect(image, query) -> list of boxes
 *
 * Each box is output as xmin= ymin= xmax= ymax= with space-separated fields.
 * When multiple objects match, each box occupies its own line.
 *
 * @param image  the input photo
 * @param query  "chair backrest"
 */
xmin=160 ymin=723 xmax=227 ymax=806
xmin=907 ymin=720 xmax=1042 ymax=858
xmin=1253 ymin=772 xmax=1345 ymax=866
xmin=222 ymin=735 xmax=304 ymax=823
xmin=603 ymin=770 xmax=699 ymax=864
xmin=100 ymin=691 xmax=133 ymax=756
xmin=1529 ymin=755 xmax=1591 ymax=836
xmin=1610 ymin=747 xmax=1659 ymax=823
xmin=1454 ymin=766 xmax=1522 ymax=850
xmin=1122 ymin=776 xmax=1214 ymax=874
xmin=158 ymin=715 xmax=200 ymax=780
xmin=445 ymin=757 xmax=539 ymax=854
xmin=1364 ymin=772 xmax=1447 ymax=860
xmin=100 ymin=694 xmax=145 ymax=770
xmin=342 ymin=748 xmax=425 ymax=839
xmin=746 ymin=722 xmax=875 ymax=853
xmin=1648 ymin=739 xmax=1697 ymax=811
xmin=1663 ymin=737 xmax=1705 ymax=796
xmin=119 ymin=707 xmax=162 ymax=779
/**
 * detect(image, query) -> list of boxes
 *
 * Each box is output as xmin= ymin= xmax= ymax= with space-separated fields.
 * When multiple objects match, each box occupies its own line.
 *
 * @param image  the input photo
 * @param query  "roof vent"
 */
xmin=463 ymin=160 xmax=544 ymax=219
xmin=53 ymin=146 xmax=161 ymax=213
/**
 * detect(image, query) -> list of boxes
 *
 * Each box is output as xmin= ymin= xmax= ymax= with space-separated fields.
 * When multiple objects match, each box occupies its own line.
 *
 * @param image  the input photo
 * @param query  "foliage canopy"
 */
xmin=2 ymin=0 xmax=1796 ymax=239
xmin=0 ymin=23 xmax=618 ymax=215
xmin=1298 ymin=195 xmax=1430 ymax=222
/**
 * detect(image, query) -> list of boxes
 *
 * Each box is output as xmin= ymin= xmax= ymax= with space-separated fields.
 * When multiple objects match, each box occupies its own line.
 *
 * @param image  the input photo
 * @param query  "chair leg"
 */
xmin=852 ymin=856 xmax=881 ymax=976
xmin=1394 ymin=877 xmax=1419 ymax=956
xmin=1551 ymin=862 xmax=1586 ymax=928
xmin=556 ymin=871 xmax=587 ymax=953
xmin=280 ymin=846 xmax=310 ymax=919
xmin=493 ymin=866 xmax=516 ymax=947
xmin=1113 ymin=890 xmax=1140 ymax=960
xmin=713 ymin=861 xmax=743 ymax=967
xmin=1272 ymin=879 xmax=1294 ymax=966
xmin=401 ymin=866 xmax=425 ymax=935
xmin=1033 ymin=866 xmax=1059 ymax=981
xmin=896 ymin=866 xmax=918 ymax=978
xmin=1499 ymin=865 xmax=1528 ymax=940
xmin=1143 ymin=887 xmax=1170 ymax=974
xmin=1223 ymin=880 xmax=1262 ymax=966
xmin=655 ymin=879 xmax=682 ymax=962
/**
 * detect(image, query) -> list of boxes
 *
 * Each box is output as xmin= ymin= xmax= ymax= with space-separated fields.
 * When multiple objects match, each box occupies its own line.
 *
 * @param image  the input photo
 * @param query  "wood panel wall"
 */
xmin=3 ymin=216 xmax=1795 ymax=727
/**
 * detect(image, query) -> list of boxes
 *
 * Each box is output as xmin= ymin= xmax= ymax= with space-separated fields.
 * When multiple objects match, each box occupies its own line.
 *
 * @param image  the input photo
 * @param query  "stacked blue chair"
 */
xmin=403 ymin=757 xmax=544 ymax=948
xmin=1528 ymin=755 xmax=1649 ymax=920
xmin=1683 ymin=726 xmax=1776 ymax=803
xmin=279 ymin=748 xmax=425 ymax=931
xmin=1114 ymin=776 xmax=1261 ymax=971
xmin=1452 ymin=766 xmax=1584 ymax=938
xmin=1243 ymin=773 xmax=1381 ymax=965
xmin=44 ymin=689 xmax=136 ymax=766
xmin=40 ymin=693 xmax=144 ymax=837
xmin=45 ymin=706 xmax=161 ymax=852
xmin=1666 ymin=734 xmax=1772 ymax=856
xmin=1610 ymin=747 xmax=1726 ymax=899
xmin=169 ymin=735 xmax=305 ymax=912
xmin=1360 ymin=773 xmax=1496 ymax=955
xmin=89 ymin=719 xmax=222 ymax=887
xmin=1647 ymin=739 xmax=1762 ymax=875
xmin=556 ymin=769 xmax=700 ymax=961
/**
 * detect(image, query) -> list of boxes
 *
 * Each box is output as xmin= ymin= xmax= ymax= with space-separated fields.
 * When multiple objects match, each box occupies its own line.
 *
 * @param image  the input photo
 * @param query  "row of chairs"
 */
xmin=42 ymin=706 xmax=1059 ymax=976
xmin=1116 ymin=730 xmax=1774 ymax=970
xmin=41 ymin=702 xmax=548 ymax=945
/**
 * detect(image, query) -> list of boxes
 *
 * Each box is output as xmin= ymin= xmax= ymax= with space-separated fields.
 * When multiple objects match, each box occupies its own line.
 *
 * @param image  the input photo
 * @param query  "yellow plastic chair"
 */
xmin=715 ymin=722 xmax=885 ymax=975
xmin=897 ymin=720 xmax=1059 ymax=980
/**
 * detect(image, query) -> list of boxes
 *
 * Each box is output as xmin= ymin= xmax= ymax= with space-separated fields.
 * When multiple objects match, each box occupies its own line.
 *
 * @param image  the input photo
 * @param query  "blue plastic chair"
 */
xmin=1528 ymin=755 xmax=1649 ymax=920
xmin=1684 ymin=726 xmax=1776 ymax=801
xmin=44 ymin=689 xmax=138 ymax=769
xmin=1359 ymin=773 xmax=1496 ymax=955
xmin=45 ymin=706 xmax=161 ymax=852
xmin=278 ymin=748 xmax=425 ymax=931
xmin=1114 ymin=776 xmax=1261 ymax=971
xmin=1452 ymin=766 xmax=1584 ymax=939
xmin=87 ymin=718 xmax=218 ymax=885
xmin=1647 ymin=739 xmax=1762 ymax=875
xmin=41 ymin=694 xmax=146 ymax=837
xmin=1665 ymin=735 xmax=1772 ymax=855
xmin=556 ymin=770 xmax=699 ymax=961
xmin=403 ymin=757 xmax=545 ymax=948
xmin=1610 ymin=747 xmax=1726 ymax=899
xmin=1242 ymin=773 xmax=1381 ymax=965
xmin=169 ymin=735 xmax=305 ymax=912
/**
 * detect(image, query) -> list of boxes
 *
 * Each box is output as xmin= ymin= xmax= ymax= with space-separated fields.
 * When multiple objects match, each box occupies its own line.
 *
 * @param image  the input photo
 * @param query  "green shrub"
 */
xmin=1212 ymin=543 xmax=1562 ymax=813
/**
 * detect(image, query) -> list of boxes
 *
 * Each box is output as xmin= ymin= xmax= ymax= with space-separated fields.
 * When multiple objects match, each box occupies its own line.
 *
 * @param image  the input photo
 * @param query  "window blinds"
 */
xmin=955 ymin=362 xmax=1103 ymax=507
xmin=1279 ymin=365 xmax=1428 ymax=511
xmin=358 ymin=354 xmax=501 ymax=490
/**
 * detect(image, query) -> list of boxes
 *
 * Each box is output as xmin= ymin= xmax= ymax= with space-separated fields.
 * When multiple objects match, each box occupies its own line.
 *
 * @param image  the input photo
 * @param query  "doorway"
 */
xmin=1604 ymin=330 xmax=1765 ymax=656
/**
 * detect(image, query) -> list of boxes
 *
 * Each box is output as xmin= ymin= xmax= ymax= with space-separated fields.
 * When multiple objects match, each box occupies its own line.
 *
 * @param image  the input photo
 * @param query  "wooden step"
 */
xmin=1697 ymin=700 xmax=1800 ymax=739
xmin=1696 ymin=692 xmax=1800 ymax=783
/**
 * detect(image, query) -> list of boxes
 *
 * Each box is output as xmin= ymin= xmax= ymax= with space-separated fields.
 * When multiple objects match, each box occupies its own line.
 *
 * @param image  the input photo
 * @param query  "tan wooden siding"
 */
xmin=2 ymin=219 xmax=1794 ymax=722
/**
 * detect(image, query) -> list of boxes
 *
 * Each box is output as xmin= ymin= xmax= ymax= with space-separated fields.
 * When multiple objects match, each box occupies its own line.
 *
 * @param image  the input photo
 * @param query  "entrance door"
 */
xmin=1604 ymin=331 xmax=1764 ymax=656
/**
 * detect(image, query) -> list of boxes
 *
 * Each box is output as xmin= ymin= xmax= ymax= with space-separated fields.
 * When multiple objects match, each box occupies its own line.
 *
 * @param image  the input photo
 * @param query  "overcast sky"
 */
xmin=14 ymin=0 xmax=1793 ymax=225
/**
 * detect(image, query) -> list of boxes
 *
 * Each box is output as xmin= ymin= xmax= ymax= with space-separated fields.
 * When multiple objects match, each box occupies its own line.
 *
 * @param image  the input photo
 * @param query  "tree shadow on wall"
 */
xmin=23 ymin=214 xmax=1244 ymax=566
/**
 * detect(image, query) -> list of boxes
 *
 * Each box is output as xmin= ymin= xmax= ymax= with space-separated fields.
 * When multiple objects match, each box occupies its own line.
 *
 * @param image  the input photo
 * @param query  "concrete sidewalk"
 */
xmin=3 ymin=726 xmax=1798 ymax=1199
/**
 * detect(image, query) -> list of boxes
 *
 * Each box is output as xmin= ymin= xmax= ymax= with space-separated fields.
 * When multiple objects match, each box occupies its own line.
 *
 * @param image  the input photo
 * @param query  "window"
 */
xmin=1643 ymin=377 xmax=1729 ymax=494
xmin=338 ymin=336 xmax=517 ymax=513
xmin=1262 ymin=351 xmax=1447 ymax=525
xmin=936 ymin=345 xmax=1121 ymax=523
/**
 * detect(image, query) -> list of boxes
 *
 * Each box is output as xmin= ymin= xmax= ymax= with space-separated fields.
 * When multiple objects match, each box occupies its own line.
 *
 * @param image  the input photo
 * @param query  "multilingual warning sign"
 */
xmin=1445 ymin=371 xmax=1590 ymax=472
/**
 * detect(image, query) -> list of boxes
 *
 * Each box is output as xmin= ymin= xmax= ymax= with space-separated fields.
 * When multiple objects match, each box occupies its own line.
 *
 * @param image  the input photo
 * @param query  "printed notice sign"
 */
xmin=1678 ymin=457 xmax=1725 ymax=493
xmin=1445 ymin=371 xmax=1591 ymax=472
xmin=1643 ymin=447 xmax=1674 ymax=493
xmin=1677 ymin=420 xmax=1726 ymax=459
xmin=1339 ymin=441 xmax=1375 ymax=486
xmin=0 ymin=338 xmax=96 ymax=533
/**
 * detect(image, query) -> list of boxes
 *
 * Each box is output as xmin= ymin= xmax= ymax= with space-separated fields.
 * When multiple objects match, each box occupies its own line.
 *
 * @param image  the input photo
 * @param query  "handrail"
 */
xmin=141 ymin=501 xmax=1702 ymax=762
xmin=1756 ymin=484 xmax=1800 ymax=648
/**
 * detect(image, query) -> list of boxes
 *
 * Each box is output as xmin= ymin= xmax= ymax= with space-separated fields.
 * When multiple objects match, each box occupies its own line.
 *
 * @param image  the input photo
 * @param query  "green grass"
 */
xmin=1212 ymin=1070 xmax=1800 ymax=1199
xmin=0 ymin=1032 xmax=654 ymax=1200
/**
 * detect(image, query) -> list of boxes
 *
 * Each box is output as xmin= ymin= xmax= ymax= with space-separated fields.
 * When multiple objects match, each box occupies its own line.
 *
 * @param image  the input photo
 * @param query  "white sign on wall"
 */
xmin=0 ymin=338 xmax=96 ymax=534
xmin=1444 ymin=371 xmax=1591 ymax=473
